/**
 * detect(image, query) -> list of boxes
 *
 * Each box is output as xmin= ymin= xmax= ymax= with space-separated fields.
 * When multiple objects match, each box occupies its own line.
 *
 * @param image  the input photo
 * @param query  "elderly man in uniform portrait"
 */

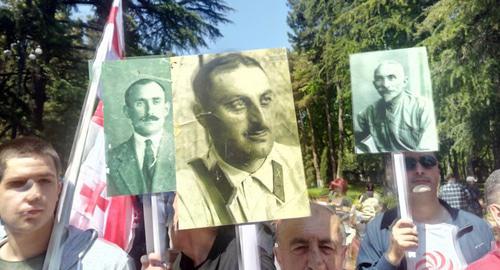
xmin=354 ymin=60 xmax=438 ymax=153
xmin=274 ymin=203 xmax=347 ymax=270
xmin=177 ymin=53 xmax=309 ymax=228
xmin=106 ymin=78 xmax=175 ymax=196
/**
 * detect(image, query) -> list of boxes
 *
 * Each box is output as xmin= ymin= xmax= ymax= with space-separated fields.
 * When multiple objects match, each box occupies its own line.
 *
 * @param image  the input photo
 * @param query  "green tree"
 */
xmin=418 ymin=0 xmax=500 ymax=177
xmin=0 ymin=0 xmax=232 ymax=161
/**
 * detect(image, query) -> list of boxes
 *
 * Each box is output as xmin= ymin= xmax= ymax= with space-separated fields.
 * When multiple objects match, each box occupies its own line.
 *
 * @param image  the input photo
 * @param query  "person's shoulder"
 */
xmin=455 ymin=208 xmax=492 ymax=233
xmin=63 ymin=226 xmax=134 ymax=269
xmin=87 ymin=238 xmax=132 ymax=262
xmin=466 ymin=250 xmax=499 ymax=270
xmin=108 ymin=137 xmax=134 ymax=159
xmin=359 ymin=100 xmax=381 ymax=116
xmin=273 ymin=142 xmax=301 ymax=155
xmin=366 ymin=208 xmax=398 ymax=230
xmin=404 ymin=93 xmax=432 ymax=108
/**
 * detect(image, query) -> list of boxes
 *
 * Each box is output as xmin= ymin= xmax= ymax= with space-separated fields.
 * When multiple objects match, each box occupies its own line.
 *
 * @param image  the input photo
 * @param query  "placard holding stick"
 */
xmin=236 ymin=224 xmax=261 ymax=270
xmin=143 ymin=194 xmax=166 ymax=260
xmin=391 ymin=152 xmax=416 ymax=259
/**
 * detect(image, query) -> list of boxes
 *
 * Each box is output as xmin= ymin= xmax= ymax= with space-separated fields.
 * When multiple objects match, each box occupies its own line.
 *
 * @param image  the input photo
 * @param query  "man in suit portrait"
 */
xmin=177 ymin=53 xmax=309 ymax=229
xmin=354 ymin=60 xmax=438 ymax=153
xmin=106 ymin=78 xmax=176 ymax=196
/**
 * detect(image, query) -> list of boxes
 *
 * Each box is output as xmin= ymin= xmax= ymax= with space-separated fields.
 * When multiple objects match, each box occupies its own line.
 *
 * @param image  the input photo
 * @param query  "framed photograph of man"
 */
xmin=350 ymin=47 xmax=439 ymax=154
xmin=102 ymin=57 xmax=176 ymax=196
xmin=171 ymin=48 xmax=310 ymax=229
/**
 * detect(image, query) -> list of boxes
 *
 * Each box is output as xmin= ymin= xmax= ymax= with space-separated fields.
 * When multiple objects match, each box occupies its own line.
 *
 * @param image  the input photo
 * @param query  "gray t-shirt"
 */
xmin=0 ymin=252 xmax=45 ymax=270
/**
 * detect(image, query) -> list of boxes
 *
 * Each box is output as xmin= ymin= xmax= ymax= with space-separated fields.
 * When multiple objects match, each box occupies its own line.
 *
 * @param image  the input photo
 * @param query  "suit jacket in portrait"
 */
xmin=106 ymin=133 xmax=176 ymax=196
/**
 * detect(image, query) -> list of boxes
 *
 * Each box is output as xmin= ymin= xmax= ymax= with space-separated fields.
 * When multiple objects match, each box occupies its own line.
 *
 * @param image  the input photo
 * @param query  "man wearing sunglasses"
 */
xmin=357 ymin=152 xmax=494 ymax=270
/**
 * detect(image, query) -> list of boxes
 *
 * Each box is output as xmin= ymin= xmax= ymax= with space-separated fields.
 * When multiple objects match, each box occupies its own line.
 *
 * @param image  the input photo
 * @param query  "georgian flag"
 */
xmin=69 ymin=0 xmax=136 ymax=251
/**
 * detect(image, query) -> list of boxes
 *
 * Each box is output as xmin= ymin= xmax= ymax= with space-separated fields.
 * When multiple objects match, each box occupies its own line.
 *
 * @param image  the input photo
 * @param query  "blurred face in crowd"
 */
xmin=0 ymin=154 xmax=61 ymax=236
xmin=275 ymin=204 xmax=346 ymax=270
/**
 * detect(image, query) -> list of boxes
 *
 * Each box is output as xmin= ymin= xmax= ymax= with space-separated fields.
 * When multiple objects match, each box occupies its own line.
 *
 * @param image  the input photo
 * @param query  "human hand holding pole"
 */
xmin=385 ymin=218 xmax=418 ymax=266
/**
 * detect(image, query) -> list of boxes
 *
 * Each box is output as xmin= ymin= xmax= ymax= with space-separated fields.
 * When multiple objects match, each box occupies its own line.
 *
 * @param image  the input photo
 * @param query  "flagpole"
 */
xmin=43 ymin=1 xmax=124 ymax=269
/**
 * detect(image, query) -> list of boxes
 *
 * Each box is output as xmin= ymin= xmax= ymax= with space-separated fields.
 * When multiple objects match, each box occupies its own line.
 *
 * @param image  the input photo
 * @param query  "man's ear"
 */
xmin=57 ymin=180 xmax=63 ymax=196
xmin=192 ymin=103 xmax=208 ymax=128
xmin=339 ymin=245 xmax=348 ymax=269
xmin=122 ymin=105 xmax=130 ymax=119
xmin=274 ymin=246 xmax=283 ymax=267
xmin=165 ymin=101 xmax=171 ymax=116
xmin=403 ymin=76 xmax=409 ymax=87
xmin=488 ymin=203 xmax=500 ymax=226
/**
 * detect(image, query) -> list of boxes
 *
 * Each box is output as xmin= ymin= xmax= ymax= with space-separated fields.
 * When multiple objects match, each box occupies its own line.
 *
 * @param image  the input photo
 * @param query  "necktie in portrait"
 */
xmin=143 ymin=139 xmax=156 ymax=191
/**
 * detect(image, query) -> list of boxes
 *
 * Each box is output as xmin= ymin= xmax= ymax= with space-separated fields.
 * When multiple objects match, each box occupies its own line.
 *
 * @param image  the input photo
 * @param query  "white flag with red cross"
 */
xmin=69 ymin=0 xmax=136 ymax=251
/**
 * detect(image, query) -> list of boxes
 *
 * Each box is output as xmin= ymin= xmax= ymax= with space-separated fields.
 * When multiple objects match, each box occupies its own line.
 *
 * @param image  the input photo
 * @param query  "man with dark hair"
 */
xmin=274 ymin=203 xmax=347 ymax=270
xmin=177 ymin=53 xmax=309 ymax=228
xmin=467 ymin=169 xmax=500 ymax=269
xmin=106 ymin=78 xmax=175 ymax=196
xmin=0 ymin=136 xmax=133 ymax=269
xmin=357 ymin=152 xmax=493 ymax=269
xmin=354 ymin=60 xmax=438 ymax=153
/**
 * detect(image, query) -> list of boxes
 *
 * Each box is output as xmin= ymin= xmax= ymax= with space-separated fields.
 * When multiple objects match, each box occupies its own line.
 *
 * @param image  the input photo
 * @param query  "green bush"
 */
xmin=308 ymin=187 xmax=329 ymax=199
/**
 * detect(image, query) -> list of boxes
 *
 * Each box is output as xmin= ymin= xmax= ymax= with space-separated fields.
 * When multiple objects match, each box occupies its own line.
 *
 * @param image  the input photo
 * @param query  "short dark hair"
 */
xmin=192 ymin=54 xmax=267 ymax=108
xmin=124 ymin=78 xmax=167 ymax=107
xmin=0 ymin=136 xmax=62 ymax=181
xmin=485 ymin=169 xmax=500 ymax=205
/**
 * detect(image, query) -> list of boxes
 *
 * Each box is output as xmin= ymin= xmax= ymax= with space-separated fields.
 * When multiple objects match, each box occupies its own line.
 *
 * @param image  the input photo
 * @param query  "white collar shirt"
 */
xmin=133 ymin=131 xmax=162 ymax=170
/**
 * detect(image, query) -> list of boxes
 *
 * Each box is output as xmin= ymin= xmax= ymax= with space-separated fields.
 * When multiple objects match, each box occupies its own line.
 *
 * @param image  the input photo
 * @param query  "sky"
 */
xmin=198 ymin=0 xmax=291 ymax=54
xmin=73 ymin=0 xmax=291 ymax=55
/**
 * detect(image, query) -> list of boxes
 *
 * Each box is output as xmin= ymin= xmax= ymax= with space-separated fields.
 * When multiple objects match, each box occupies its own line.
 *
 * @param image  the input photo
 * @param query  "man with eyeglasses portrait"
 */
xmin=356 ymin=152 xmax=494 ymax=270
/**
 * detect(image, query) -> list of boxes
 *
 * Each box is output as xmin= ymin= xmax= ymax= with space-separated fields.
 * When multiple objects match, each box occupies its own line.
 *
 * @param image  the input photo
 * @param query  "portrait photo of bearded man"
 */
xmin=350 ymin=47 xmax=439 ymax=154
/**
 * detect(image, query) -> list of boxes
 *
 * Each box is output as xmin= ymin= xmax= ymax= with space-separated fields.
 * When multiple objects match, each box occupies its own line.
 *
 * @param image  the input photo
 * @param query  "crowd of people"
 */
xmin=1 ymin=136 xmax=498 ymax=269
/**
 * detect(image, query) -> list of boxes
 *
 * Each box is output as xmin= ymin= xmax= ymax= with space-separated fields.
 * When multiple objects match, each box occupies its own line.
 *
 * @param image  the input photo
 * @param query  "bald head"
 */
xmin=275 ymin=203 xmax=346 ymax=270
xmin=373 ymin=60 xmax=407 ymax=103
xmin=485 ymin=170 xmax=500 ymax=206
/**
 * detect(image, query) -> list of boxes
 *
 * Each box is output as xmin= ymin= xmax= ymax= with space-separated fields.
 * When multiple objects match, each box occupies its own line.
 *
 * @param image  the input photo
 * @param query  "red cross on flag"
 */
xmin=69 ymin=0 xmax=136 ymax=251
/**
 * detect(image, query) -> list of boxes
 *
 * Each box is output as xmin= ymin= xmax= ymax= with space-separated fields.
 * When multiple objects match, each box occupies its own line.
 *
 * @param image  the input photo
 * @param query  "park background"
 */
xmin=0 ymin=0 xmax=498 ymax=202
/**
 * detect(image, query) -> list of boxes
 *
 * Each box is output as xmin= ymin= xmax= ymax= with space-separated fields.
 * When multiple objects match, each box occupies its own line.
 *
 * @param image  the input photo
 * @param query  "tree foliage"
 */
xmin=287 ymin=0 xmax=499 ymax=186
xmin=0 ymin=0 xmax=231 ymax=161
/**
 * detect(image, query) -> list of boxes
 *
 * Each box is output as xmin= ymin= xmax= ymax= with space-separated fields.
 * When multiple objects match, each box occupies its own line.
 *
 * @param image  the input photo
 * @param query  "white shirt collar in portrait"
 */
xmin=133 ymin=131 xmax=162 ymax=169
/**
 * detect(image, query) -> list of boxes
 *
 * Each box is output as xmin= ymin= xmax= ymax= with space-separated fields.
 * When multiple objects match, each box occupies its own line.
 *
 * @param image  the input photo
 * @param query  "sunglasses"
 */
xmin=404 ymin=155 xmax=438 ymax=170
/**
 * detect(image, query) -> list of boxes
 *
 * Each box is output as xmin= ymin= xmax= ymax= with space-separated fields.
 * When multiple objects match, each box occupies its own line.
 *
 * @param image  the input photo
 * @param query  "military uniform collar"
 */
xmin=206 ymin=144 xmax=285 ymax=203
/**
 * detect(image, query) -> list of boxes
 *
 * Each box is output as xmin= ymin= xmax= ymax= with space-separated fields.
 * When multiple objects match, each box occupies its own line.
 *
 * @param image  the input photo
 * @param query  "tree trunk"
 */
xmin=324 ymin=97 xmax=336 ymax=180
xmin=452 ymin=150 xmax=459 ymax=177
xmin=492 ymin=99 xmax=500 ymax=169
xmin=32 ymin=66 xmax=46 ymax=131
xmin=336 ymin=83 xmax=344 ymax=178
xmin=307 ymin=106 xmax=322 ymax=187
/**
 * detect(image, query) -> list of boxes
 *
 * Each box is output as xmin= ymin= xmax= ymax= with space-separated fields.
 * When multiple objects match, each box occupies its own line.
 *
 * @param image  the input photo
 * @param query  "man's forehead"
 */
xmin=404 ymin=151 xmax=436 ymax=158
xmin=129 ymin=82 xmax=165 ymax=98
xmin=280 ymin=213 xmax=341 ymax=241
xmin=207 ymin=65 xmax=271 ymax=99
xmin=210 ymin=64 xmax=268 ymax=81
xmin=4 ymin=155 xmax=57 ymax=178
xmin=375 ymin=62 xmax=405 ymax=77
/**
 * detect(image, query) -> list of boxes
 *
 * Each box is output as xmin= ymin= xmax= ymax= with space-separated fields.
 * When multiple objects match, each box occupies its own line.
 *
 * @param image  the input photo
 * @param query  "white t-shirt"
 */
xmin=407 ymin=222 xmax=468 ymax=270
